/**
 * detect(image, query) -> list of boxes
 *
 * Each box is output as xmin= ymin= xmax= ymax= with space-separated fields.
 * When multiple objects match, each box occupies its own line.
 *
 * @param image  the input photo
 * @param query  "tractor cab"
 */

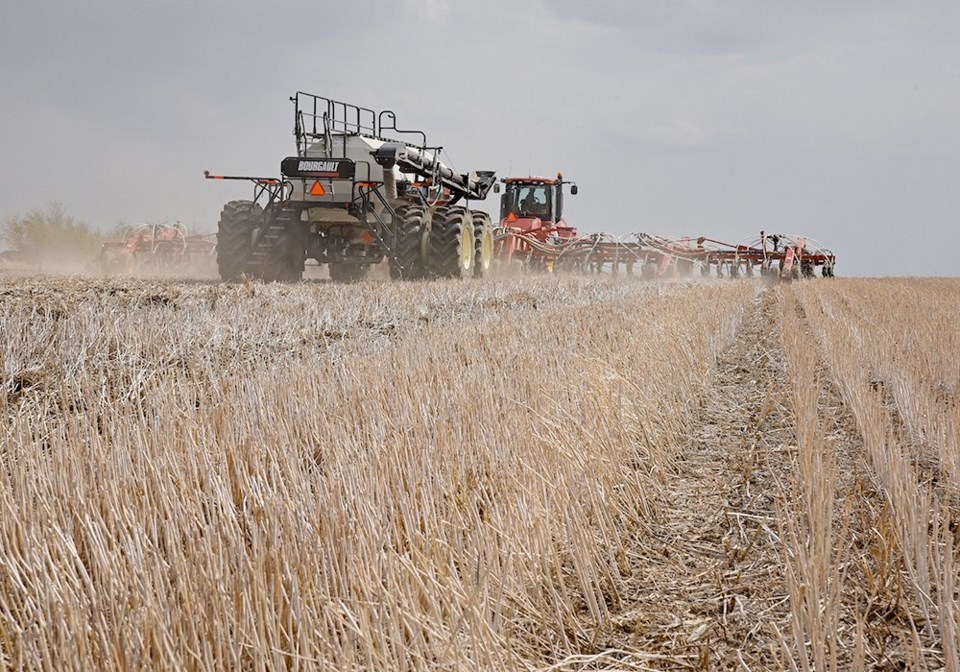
xmin=499 ymin=176 xmax=576 ymax=226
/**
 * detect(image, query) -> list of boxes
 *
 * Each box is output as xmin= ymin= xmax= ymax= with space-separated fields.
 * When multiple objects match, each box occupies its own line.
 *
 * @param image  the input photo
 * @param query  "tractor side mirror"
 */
xmin=493 ymin=183 xmax=501 ymax=194
xmin=570 ymin=184 xmax=578 ymax=195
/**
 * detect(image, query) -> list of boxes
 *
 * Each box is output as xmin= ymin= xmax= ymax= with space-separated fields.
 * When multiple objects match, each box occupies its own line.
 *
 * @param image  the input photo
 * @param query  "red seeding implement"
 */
xmin=491 ymin=173 xmax=836 ymax=279
xmin=492 ymin=228 xmax=836 ymax=279
xmin=689 ymin=232 xmax=836 ymax=279
xmin=99 ymin=223 xmax=216 ymax=275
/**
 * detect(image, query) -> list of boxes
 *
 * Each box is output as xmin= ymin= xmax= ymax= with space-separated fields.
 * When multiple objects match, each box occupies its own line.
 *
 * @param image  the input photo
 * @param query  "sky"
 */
xmin=1 ymin=0 xmax=958 ymax=276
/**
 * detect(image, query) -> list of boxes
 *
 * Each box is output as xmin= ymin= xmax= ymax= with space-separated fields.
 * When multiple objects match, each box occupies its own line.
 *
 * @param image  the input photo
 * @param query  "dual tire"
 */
xmin=389 ymin=206 xmax=493 ymax=281
xmin=427 ymin=207 xmax=474 ymax=279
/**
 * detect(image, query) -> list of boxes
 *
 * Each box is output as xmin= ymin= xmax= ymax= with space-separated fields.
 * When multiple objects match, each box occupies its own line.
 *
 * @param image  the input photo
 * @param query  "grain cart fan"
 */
xmin=205 ymin=92 xmax=496 ymax=283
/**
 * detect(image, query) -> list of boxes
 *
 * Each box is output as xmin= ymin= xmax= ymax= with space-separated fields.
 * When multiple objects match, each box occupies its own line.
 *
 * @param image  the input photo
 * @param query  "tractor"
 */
xmin=205 ymin=92 xmax=497 ymax=282
xmin=493 ymin=174 xmax=579 ymax=271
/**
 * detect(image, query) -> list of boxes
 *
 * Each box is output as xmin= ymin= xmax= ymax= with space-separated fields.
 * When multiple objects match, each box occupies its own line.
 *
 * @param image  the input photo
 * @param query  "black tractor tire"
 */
xmin=471 ymin=210 xmax=494 ymax=279
xmin=260 ymin=207 xmax=305 ymax=283
xmin=328 ymin=262 xmax=370 ymax=283
xmin=427 ymin=207 xmax=474 ymax=279
xmin=217 ymin=200 xmax=261 ymax=281
xmin=389 ymin=205 xmax=427 ymax=280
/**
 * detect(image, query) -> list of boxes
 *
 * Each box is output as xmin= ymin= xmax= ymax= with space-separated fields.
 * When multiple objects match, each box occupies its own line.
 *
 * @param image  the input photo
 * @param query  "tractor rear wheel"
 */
xmin=389 ymin=205 xmax=427 ymax=280
xmin=471 ymin=210 xmax=494 ymax=279
xmin=217 ymin=200 xmax=261 ymax=281
xmin=328 ymin=262 xmax=370 ymax=282
xmin=427 ymin=207 xmax=474 ymax=279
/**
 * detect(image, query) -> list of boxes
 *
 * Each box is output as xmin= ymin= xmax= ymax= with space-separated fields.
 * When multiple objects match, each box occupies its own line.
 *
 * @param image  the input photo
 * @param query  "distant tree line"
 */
xmin=0 ymin=203 xmax=103 ymax=266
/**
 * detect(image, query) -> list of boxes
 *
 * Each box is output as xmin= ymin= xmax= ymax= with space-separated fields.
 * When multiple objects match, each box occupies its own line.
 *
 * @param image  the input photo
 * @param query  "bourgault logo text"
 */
xmin=298 ymin=160 xmax=339 ymax=173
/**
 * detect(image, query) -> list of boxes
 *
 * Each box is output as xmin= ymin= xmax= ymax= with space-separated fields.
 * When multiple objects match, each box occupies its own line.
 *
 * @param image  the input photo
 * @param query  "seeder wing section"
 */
xmin=492 ymin=228 xmax=836 ymax=279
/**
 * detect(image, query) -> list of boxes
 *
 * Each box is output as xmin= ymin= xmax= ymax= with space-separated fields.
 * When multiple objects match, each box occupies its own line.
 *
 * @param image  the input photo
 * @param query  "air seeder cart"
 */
xmin=206 ymin=93 xmax=497 ymax=282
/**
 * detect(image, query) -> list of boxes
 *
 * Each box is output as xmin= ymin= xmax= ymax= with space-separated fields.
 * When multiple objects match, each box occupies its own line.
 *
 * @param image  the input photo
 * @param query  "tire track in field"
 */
xmin=592 ymin=287 xmax=798 ymax=669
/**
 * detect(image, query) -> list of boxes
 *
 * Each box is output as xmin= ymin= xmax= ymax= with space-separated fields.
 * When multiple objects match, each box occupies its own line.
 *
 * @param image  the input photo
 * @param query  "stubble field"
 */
xmin=1 ymin=274 xmax=958 ymax=670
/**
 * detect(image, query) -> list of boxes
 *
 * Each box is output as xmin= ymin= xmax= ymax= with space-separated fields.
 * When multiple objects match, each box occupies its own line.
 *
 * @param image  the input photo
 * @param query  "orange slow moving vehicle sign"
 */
xmin=309 ymin=180 xmax=326 ymax=196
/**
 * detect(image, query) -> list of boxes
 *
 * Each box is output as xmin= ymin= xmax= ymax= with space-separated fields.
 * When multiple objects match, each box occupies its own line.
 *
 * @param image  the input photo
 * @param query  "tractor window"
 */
xmin=501 ymin=184 xmax=553 ymax=221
